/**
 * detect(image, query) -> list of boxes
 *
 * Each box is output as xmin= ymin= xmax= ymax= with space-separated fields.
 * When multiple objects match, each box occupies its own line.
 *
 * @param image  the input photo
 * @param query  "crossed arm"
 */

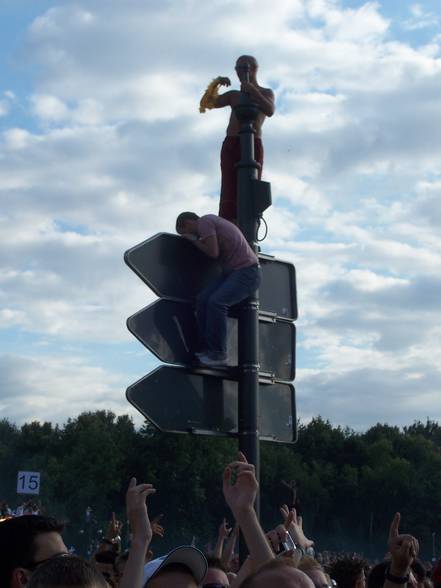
xmin=182 ymin=233 xmax=219 ymax=259
xmin=240 ymin=82 xmax=275 ymax=117
xmin=199 ymin=76 xmax=275 ymax=117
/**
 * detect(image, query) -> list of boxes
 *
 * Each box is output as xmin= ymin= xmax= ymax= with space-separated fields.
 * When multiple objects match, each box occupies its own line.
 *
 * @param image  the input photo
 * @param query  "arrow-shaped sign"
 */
xmin=127 ymin=299 xmax=295 ymax=381
xmin=127 ymin=365 xmax=297 ymax=443
xmin=125 ymin=233 xmax=297 ymax=321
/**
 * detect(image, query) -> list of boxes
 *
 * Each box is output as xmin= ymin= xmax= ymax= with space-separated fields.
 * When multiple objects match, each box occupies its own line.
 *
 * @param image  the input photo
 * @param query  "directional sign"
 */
xmin=259 ymin=253 xmax=297 ymax=321
xmin=127 ymin=366 xmax=297 ymax=443
xmin=125 ymin=233 xmax=297 ymax=321
xmin=127 ymin=299 xmax=295 ymax=381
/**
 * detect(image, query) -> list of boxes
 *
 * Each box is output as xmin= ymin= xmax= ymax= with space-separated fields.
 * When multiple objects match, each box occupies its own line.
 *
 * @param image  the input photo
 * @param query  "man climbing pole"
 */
xmin=175 ymin=211 xmax=261 ymax=368
xmin=199 ymin=55 xmax=275 ymax=223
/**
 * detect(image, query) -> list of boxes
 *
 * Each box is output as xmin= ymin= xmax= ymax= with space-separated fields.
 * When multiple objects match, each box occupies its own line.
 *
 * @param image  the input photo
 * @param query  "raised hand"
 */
xmin=240 ymin=81 xmax=258 ymax=95
xmin=281 ymin=479 xmax=297 ymax=507
xmin=216 ymin=76 xmax=231 ymax=86
xmin=266 ymin=524 xmax=289 ymax=554
xmin=280 ymin=504 xmax=314 ymax=550
xmin=126 ymin=477 xmax=156 ymax=544
xmin=107 ymin=512 xmax=123 ymax=539
xmin=218 ymin=518 xmax=232 ymax=540
xmin=119 ymin=479 xmax=156 ymax=588
xmin=223 ymin=452 xmax=258 ymax=516
xmin=151 ymin=514 xmax=165 ymax=538
xmin=388 ymin=513 xmax=419 ymax=576
xmin=222 ymin=452 xmax=274 ymax=568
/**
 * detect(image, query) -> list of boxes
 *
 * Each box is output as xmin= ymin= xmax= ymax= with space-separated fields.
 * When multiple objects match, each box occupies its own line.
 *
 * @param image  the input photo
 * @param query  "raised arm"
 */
xmin=223 ymin=452 xmax=274 ymax=568
xmin=213 ymin=518 xmax=232 ymax=559
xmin=119 ymin=477 xmax=156 ymax=588
xmin=221 ymin=523 xmax=239 ymax=570
xmin=106 ymin=512 xmax=123 ymax=552
xmin=199 ymin=76 xmax=233 ymax=112
xmin=280 ymin=504 xmax=314 ymax=552
xmin=384 ymin=512 xmax=419 ymax=588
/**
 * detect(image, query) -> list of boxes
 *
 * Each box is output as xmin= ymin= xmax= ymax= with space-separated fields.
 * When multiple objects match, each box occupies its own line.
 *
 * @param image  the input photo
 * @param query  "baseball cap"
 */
xmin=142 ymin=546 xmax=207 ymax=586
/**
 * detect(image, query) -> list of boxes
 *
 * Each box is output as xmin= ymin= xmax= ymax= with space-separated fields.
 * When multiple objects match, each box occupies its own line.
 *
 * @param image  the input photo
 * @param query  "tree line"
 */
xmin=1 ymin=412 xmax=441 ymax=559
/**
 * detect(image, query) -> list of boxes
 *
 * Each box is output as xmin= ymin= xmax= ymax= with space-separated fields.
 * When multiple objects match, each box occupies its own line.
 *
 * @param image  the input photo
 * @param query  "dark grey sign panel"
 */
xmin=127 ymin=299 xmax=295 ymax=381
xmin=259 ymin=254 xmax=298 ymax=321
xmin=124 ymin=233 xmax=221 ymax=301
xmin=126 ymin=366 xmax=296 ymax=443
xmin=124 ymin=233 xmax=297 ymax=321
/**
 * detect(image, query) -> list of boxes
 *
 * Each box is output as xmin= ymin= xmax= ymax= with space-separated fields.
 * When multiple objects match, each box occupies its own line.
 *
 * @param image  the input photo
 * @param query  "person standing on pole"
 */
xmin=175 ymin=212 xmax=261 ymax=367
xmin=199 ymin=55 xmax=275 ymax=223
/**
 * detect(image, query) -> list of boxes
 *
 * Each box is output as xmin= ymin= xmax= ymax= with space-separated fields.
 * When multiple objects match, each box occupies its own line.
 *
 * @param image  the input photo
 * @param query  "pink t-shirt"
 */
xmin=197 ymin=215 xmax=258 ymax=272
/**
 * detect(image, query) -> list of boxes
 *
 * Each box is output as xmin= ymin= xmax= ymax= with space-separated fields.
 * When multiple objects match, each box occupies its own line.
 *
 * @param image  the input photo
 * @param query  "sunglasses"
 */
xmin=25 ymin=552 xmax=70 ymax=571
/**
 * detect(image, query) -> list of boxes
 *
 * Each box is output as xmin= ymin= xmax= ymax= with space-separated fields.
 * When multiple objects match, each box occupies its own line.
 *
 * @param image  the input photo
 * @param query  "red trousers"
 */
xmin=219 ymin=136 xmax=264 ymax=221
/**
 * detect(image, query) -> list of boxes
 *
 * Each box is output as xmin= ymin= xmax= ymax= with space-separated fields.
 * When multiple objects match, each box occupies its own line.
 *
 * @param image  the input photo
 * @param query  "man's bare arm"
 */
xmin=223 ymin=453 xmax=274 ymax=569
xmin=119 ymin=478 xmax=156 ymax=588
xmin=214 ymin=90 xmax=239 ymax=108
xmin=241 ymin=83 xmax=275 ymax=117
xmin=384 ymin=513 xmax=419 ymax=588
xmin=199 ymin=77 xmax=232 ymax=112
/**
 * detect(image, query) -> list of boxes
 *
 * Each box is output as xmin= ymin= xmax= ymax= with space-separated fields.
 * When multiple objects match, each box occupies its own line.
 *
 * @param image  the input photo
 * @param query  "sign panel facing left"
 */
xmin=127 ymin=299 xmax=295 ymax=381
xmin=125 ymin=233 xmax=298 ymax=321
xmin=127 ymin=366 xmax=297 ymax=443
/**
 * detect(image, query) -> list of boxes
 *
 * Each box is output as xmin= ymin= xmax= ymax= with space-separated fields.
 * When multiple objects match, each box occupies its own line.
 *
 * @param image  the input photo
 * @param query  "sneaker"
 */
xmin=197 ymin=353 xmax=228 ymax=368
xmin=194 ymin=351 xmax=207 ymax=359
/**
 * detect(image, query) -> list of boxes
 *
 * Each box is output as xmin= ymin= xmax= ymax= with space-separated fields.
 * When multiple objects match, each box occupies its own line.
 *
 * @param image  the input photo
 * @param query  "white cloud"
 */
xmin=0 ymin=91 xmax=16 ymax=117
xmin=31 ymin=94 xmax=69 ymax=121
xmin=402 ymin=4 xmax=439 ymax=32
xmin=307 ymin=0 xmax=389 ymax=42
xmin=298 ymin=364 xmax=441 ymax=430
xmin=1 ymin=0 xmax=441 ymax=429
xmin=0 ymin=353 xmax=141 ymax=425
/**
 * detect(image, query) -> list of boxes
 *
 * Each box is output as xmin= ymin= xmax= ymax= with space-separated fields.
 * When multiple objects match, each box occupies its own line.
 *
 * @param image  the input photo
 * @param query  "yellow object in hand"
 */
xmin=199 ymin=78 xmax=222 ymax=113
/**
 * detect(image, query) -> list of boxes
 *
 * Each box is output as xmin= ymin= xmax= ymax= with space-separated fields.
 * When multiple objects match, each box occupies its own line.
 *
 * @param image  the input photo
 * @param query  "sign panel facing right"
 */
xmin=127 ymin=366 xmax=297 ymax=443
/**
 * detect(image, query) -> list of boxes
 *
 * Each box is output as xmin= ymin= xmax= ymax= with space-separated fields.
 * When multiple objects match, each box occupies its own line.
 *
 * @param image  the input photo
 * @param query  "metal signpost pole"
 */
xmin=124 ymin=71 xmax=298 ymax=558
xmin=234 ymin=77 xmax=262 ymax=516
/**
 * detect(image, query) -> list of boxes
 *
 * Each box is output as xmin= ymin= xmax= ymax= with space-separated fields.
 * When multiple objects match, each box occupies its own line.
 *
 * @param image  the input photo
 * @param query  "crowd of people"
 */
xmin=1 ymin=451 xmax=441 ymax=588
xmin=0 ymin=499 xmax=41 ymax=519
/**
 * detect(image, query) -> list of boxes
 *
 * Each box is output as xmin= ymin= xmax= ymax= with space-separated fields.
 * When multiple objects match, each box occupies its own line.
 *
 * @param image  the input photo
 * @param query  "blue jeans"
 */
xmin=196 ymin=264 xmax=261 ymax=358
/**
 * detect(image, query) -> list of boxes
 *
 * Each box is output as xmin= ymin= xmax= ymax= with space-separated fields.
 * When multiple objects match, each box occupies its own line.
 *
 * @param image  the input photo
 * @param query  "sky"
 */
xmin=1 ymin=0 xmax=441 ymax=431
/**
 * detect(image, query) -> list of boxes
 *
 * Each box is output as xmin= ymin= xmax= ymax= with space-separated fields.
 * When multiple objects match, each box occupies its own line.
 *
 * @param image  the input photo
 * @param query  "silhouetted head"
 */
xmin=28 ymin=555 xmax=107 ymax=588
xmin=176 ymin=211 xmax=199 ymax=235
xmin=235 ymin=55 xmax=258 ymax=82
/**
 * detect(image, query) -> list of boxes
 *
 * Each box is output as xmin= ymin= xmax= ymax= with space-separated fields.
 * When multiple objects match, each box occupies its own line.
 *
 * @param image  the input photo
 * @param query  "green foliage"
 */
xmin=1 ymin=412 xmax=440 ymax=558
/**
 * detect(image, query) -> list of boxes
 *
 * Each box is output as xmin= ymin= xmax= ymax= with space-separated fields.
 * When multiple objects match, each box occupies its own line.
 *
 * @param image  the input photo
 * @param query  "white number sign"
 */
xmin=17 ymin=471 xmax=41 ymax=495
